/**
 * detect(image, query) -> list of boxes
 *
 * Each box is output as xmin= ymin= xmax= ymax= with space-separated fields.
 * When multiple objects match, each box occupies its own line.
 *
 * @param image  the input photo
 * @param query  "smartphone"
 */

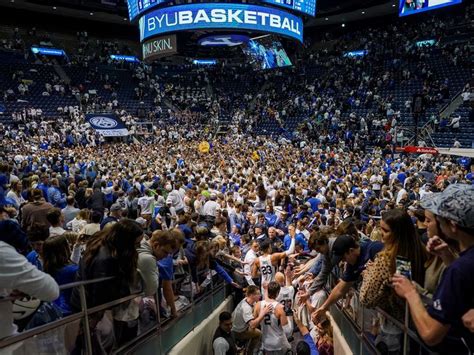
xmin=395 ymin=256 xmax=412 ymax=280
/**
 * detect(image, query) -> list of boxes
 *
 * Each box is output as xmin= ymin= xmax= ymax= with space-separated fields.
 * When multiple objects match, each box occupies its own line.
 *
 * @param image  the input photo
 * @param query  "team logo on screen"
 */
xmin=198 ymin=35 xmax=249 ymax=47
xmin=90 ymin=116 xmax=118 ymax=129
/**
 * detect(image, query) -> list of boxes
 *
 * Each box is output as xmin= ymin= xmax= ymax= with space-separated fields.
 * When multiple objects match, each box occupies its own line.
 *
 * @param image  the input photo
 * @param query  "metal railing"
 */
xmin=0 ymin=267 xmax=229 ymax=355
xmin=327 ymin=273 xmax=435 ymax=355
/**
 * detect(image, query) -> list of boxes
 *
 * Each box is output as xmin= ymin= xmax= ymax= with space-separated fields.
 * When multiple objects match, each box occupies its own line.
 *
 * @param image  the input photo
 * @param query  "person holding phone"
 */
xmin=359 ymin=209 xmax=427 ymax=320
xmin=392 ymin=184 xmax=474 ymax=354
xmin=359 ymin=209 xmax=427 ymax=353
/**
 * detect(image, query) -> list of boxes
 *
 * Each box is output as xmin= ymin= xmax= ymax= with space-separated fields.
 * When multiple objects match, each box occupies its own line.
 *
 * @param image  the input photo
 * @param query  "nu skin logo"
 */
xmin=90 ymin=116 xmax=118 ymax=129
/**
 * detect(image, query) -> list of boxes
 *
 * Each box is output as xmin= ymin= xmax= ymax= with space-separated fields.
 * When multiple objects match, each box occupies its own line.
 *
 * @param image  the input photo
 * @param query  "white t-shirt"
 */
xmin=213 ymin=337 xmax=229 ymax=355
xmin=138 ymin=196 xmax=154 ymax=215
xmin=202 ymin=200 xmax=219 ymax=217
xmin=243 ymin=249 xmax=257 ymax=286
xmin=232 ymin=298 xmax=255 ymax=332
xmin=49 ymin=226 xmax=66 ymax=237
xmin=0 ymin=241 xmax=59 ymax=340
xmin=370 ymin=174 xmax=383 ymax=191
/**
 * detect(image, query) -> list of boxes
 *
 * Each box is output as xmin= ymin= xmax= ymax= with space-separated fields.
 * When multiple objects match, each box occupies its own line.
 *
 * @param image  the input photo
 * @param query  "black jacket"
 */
xmin=70 ymin=246 xmax=132 ymax=311
xmin=87 ymin=190 xmax=106 ymax=212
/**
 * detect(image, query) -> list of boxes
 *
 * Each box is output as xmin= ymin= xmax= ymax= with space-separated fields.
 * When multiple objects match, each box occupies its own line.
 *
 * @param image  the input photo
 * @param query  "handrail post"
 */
xmin=359 ymin=293 xmax=364 ymax=355
xmin=210 ymin=269 xmax=215 ymax=310
xmin=403 ymin=301 xmax=409 ymax=355
xmin=154 ymin=289 xmax=163 ymax=354
xmin=79 ymin=284 xmax=93 ymax=355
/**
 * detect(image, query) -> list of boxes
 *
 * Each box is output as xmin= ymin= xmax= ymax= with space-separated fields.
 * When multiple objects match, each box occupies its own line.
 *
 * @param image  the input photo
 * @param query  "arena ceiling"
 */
xmin=0 ymin=0 xmax=400 ymax=58
xmin=3 ymin=0 xmax=397 ymax=27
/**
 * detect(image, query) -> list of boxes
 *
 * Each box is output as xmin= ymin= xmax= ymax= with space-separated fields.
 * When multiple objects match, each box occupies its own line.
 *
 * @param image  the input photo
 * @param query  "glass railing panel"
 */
xmin=1 ymin=318 xmax=81 ymax=355
xmin=160 ymin=309 xmax=194 ymax=353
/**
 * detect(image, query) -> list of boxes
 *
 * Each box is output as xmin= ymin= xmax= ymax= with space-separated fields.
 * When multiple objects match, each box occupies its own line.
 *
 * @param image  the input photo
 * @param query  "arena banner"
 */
xmin=139 ymin=4 xmax=303 ymax=43
xmin=85 ymin=114 xmax=129 ymax=137
xmin=142 ymin=34 xmax=177 ymax=62
xmin=396 ymin=146 xmax=439 ymax=155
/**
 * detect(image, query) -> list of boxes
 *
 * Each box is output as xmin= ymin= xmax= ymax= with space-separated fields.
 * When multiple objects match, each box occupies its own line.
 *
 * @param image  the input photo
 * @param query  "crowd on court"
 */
xmin=0 ymin=129 xmax=473 ymax=354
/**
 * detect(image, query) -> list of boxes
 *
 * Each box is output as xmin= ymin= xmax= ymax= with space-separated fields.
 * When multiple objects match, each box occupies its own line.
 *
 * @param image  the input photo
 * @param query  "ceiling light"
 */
xmin=123 ymin=18 xmax=127 ymax=21
xmin=362 ymin=11 xmax=365 ymax=14
xmin=90 ymin=12 xmax=93 ymax=15
xmin=325 ymin=17 xmax=328 ymax=20
xmin=341 ymin=23 xmax=345 ymax=27
xmin=53 ymin=6 xmax=56 ymax=9
xmin=392 ymin=4 xmax=396 ymax=7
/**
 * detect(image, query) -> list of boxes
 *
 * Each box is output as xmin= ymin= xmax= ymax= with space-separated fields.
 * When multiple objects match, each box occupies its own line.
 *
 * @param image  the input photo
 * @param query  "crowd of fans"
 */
xmin=0 ymin=4 xmax=473 ymax=355
xmin=0 ymin=130 xmax=473 ymax=353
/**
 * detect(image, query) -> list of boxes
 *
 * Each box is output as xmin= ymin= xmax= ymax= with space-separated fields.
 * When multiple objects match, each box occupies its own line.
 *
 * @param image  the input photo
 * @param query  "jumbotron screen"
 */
xmin=127 ymin=0 xmax=170 ymax=21
xmin=399 ymin=0 xmax=462 ymax=16
xmin=127 ymin=0 xmax=316 ymax=21
xmin=263 ymin=0 xmax=316 ymax=17
xmin=242 ymin=35 xmax=292 ymax=70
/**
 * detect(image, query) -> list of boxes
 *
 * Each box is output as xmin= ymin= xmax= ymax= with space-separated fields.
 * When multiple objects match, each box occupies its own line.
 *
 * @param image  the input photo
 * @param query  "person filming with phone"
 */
xmin=359 ymin=209 xmax=427 ymax=353
xmin=392 ymin=184 xmax=474 ymax=354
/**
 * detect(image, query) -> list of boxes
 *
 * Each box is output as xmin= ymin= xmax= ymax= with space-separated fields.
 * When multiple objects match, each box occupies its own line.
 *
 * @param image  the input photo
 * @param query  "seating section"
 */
xmin=0 ymin=10 xmax=472 ymax=148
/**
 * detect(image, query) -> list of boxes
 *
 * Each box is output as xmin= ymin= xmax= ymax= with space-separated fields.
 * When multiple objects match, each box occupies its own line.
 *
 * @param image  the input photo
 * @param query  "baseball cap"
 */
xmin=330 ymin=234 xmax=358 ymax=265
xmin=110 ymin=203 xmax=123 ymax=212
xmin=420 ymin=183 xmax=474 ymax=228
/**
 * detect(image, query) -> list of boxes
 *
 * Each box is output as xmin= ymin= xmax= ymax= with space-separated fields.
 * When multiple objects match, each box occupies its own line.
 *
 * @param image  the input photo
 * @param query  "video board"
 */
xmin=139 ymin=4 xmax=303 ymax=43
xmin=399 ymin=0 xmax=462 ymax=17
xmin=242 ymin=35 xmax=292 ymax=70
xmin=263 ymin=0 xmax=316 ymax=17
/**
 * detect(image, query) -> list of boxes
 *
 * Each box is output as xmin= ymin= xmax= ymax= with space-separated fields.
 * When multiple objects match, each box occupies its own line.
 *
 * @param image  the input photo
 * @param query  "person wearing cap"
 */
xmin=392 ymin=184 xmax=474 ymax=353
xmin=312 ymin=234 xmax=383 ymax=322
xmin=100 ymin=203 xmax=122 ymax=230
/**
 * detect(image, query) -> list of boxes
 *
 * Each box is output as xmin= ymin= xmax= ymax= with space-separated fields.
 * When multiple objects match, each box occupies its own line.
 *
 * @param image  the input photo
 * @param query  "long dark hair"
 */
xmin=382 ymin=209 xmax=427 ymax=285
xmin=43 ymin=234 xmax=71 ymax=276
xmin=83 ymin=219 xmax=143 ymax=283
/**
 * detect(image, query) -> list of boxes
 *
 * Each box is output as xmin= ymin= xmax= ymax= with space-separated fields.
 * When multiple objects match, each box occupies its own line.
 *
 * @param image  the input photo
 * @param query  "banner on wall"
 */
xmin=85 ymin=114 xmax=129 ymax=137
xmin=142 ymin=34 xmax=177 ymax=61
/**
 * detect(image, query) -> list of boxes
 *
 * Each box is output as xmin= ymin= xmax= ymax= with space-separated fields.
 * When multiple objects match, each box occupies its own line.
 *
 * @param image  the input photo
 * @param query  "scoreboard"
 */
xmin=127 ymin=0 xmax=170 ymax=21
xmin=128 ymin=0 xmax=316 ymax=21
xmin=263 ymin=0 xmax=316 ymax=17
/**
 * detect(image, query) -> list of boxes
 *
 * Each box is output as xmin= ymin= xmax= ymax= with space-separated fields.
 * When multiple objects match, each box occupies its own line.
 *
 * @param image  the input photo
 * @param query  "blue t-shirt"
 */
xmin=53 ymin=264 xmax=79 ymax=315
xmin=307 ymin=197 xmax=321 ymax=212
xmin=341 ymin=240 xmax=384 ymax=283
xmin=303 ymin=333 xmax=319 ymax=355
xmin=26 ymin=250 xmax=43 ymax=271
xmin=283 ymin=233 xmax=308 ymax=252
xmin=158 ymin=255 xmax=174 ymax=282
xmin=427 ymin=246 xmax=474 ymax=353
xmin=397 ymin=172 xmax=407 ymax=184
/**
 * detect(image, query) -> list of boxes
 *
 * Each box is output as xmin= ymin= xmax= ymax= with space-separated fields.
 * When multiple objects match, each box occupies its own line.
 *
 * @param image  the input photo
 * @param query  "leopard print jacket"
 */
xmin=359 ymin=253 xmax=405 ymax=321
